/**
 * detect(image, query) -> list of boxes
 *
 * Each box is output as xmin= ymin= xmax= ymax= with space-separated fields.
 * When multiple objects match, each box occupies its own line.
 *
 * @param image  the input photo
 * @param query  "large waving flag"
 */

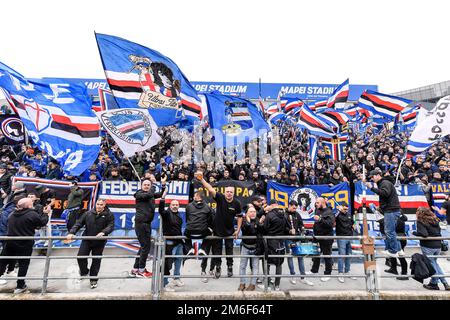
xmin=358 ymin=90 xmax=411 ymax=119
xmin=318 ymin=108 xmax=350 ymax=129
xmin=0 ymin=62 xmax=101 ymax=176
xmin=282 ymin=98 xmax=304 ymax=114
xmin=95 ymin=33 xmax=202 ymax=129
xmin=312 ymin=99 xmax=327 ymax=112
xmin=406 ymin=96 xmax=450 ymax=157
xmin=327 ymin=79 xmax=349 ymax=109
xmin=268 ymin=112 xmax=287 ymax=126
xmin=265 ymin=103 xmax=278 ymax=115
xmin=297 ymin=104 xmax=335 ymax=137
xmin=395 ymin=103 xmax=421 ymax=131
xmin=204 ymin=92 xmax=270 ymax=148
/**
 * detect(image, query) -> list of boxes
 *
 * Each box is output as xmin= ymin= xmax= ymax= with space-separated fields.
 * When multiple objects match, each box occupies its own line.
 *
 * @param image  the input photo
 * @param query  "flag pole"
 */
xmin=126 ymin=156 xmax=142 ymax=182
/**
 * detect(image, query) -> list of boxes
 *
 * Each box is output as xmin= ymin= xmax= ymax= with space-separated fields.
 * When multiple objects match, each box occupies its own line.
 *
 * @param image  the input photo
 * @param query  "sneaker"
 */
xmin=198 ymin=249 xmax=207 ymax=256
xmin=381 ymin=250 xmax=398 ymax=258
xmin=423 ymin=283 xmax=440 ymax=290
xmin=300 ymin=278 xmax=314 ymax=286
xmin=0 ymin=277 xmax=7 ymax=286
xmin=214 ymin=267 xmax=221 ymax=279
xmin=290 ymin=278 xmax=297 ymax=285
xmin=137 ymin=269 xmax=152 ymax=278
xmin=320 ymin=277 xmax=331 ymax=282
xmin=238 ymin=283 xmax=246 ymax=291
xmin=90 ymin=281 xmax=98 ymax=289
xmin=397 ymin=250 xmax=405 ymax=257
xmin=227 ymin=266 xmax=233 ymax=277
xmin=13 ymin=286 xmax=29 ymax=294
xmin=164 ymin=286 xmax=176 ymax=292
xmin=443 ymin=283 xmax=450 ymax=291
xmin=173 ymin=279 xmax=184 ymax=287
xmin=129 ymin=268 xmax=139 ymax=277
xmin=201 ymin=271 xmax=208 ymax=283
xmin=274 ymin=286 xmax=281 ymax=291
xmin=187 ymin=248 xmax=195 ymax=256
xmin=246 ymin=284 xmax=256 ymax=291
xmin=338 ymin=273 xmax=345 ymax=283
xmin=256 ymin=277 xmax=263 ymax=284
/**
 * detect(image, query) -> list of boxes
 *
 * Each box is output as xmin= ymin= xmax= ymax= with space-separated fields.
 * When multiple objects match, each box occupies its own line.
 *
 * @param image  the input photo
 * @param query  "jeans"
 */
xmin=284 ymin=240 xmax=306 ymax=277
xmin=337 ymin=239 xmax=352 ymax=273
xmin=384 ymin=211 xmax=401 ymax=254
xmin=164 ymin=242 xmax=183 ymax=286
xmin=239 ymin=246 xmax=259 ymax=285
xmin=421 ymin=246 xmax=448 ymax=285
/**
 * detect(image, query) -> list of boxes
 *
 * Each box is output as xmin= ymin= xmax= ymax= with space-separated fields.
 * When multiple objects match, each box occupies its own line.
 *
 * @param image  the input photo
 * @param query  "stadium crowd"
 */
xmin=0 ymin=108 xmax=450 ymax=293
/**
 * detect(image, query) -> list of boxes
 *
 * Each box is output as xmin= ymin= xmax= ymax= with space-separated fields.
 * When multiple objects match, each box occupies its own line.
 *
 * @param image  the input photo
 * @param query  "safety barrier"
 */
xmin=1 ymin=233 xmax=450 ymax=299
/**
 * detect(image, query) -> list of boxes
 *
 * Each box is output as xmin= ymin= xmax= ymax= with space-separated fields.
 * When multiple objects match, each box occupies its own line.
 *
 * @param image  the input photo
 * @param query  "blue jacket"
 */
xmin=0 ymin=201 xmax=15 ymax=236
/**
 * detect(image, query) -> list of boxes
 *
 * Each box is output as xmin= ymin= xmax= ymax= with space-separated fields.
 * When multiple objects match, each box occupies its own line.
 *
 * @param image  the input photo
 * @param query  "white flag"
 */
xmin=406 ymin=95 xmax=450 ymax=157
xmin=96 ymin=108 xmax=161 ymax=157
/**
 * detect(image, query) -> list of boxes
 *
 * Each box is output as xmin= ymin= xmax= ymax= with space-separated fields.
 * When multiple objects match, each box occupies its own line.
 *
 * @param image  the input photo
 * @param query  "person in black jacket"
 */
xmin=284 ymin=200 xmax=313 ymax=286
xmin=335 ymin=205 xmax=357 ymax=283
xmin=260 ymin=201 xmax=290 ymax=291
xmin=159 ymin=188 xmax=184 ymax=291
xmin=365 ymin=168 xmax=403 ymax=258
xmin=130 ymin=176 xmax=167 ymax=278
xmin=379 ymin=213 xmax=409 ymax=280
xmin=0 ymin=163 xmax=12 ymax=207
xmin=0 ymin=198 xmax=49 ymax=294
xmin=413 ymin=207 xmax=450 ymax=290
xmin=311 ymin=197 xmax=335 ymax=282
xmin=66 ymin=199 xmax=114 ymax=289
xmin=238 ymin=205 xmax=263 ymax=291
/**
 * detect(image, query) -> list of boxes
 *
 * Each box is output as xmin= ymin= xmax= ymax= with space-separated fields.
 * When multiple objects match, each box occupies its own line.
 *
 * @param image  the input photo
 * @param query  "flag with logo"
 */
xmin=95 ymin=33 xmax=202 ymax=129
xmin=95 ymin=108 xmax=161 ymax=157
xmin=0 ymin=114 xmax=25 ymax=144
xmin=204 ymin=92 xmax=270 ymax=148
xmin=321 ymin=134 xmax=348 ymax=161
xmin=0 ymin=62 xmax=101 ymax=176
xmin=406 ymin=96 xmax=450 ymax=157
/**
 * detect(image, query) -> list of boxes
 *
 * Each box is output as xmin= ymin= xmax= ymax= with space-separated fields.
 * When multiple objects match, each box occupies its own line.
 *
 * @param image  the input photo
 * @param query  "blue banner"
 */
xmin=267 ymin=181 xmax=351 ymax=228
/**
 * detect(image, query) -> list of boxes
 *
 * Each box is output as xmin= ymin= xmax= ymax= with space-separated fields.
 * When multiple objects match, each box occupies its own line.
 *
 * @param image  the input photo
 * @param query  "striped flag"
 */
xmin=406 ymin=96 xmax=450 ymax=157
xmin=321 ymin=134 xmax=348 ymax=161
xmin=95 ymin=33 xmax=202 ymax=129
xmin=312 ymin=99 xmax=327 ymax=112
xmin=265 ymin=103 xmax=278 ymax=115
xmin=297 ymin=104 xmax=335 ymax=137
xmin=308 ymin=135 xmax=318 ymax=165
xmin=326 ymin=79 xmax=349 ymax=109
xmin=318 ymin=108 xmax=350 ymax=129
xmin=358 ymin=90 xmax=411 ymax=119
xmin=282 ymin=98 xmax=304 ymax=114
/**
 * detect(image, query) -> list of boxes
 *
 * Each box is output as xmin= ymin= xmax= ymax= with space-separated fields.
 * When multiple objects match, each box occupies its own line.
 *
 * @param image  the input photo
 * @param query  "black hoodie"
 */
xmin=370 ymin=177 xmax=401 ymax=213
xmin=7 ymin=207 xmax=48 ymax=239
xmin=185 ymin=200 xmax=213 ymax=232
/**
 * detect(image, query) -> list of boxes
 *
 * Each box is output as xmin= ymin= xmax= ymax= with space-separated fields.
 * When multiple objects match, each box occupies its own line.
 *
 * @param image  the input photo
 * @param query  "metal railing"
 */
xmin=1 ymin=232 xmax=450 ymax=299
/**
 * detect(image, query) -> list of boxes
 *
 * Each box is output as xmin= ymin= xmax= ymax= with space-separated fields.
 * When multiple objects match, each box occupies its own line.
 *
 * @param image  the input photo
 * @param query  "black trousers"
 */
xmin=66 ymin=208 xmax=81 ymax=232
xmin=134 ymin=223 xmax=152 ymax=270
xmin=200 ymin=239 xmax=214 ymax=272
xmin=0 ymin=240 xmax=33 ymax=289
xmin=77 ymin=240 xmax=106 ymax=282
xmin=211 ymin=238 xmax=234 ymax=269
xmin=311 ymin=240 xmax=334 ymax=275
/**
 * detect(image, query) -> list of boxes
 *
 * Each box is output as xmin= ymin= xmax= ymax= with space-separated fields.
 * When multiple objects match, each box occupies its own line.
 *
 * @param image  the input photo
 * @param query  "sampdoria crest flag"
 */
xmin=96 ymin=108 xmax=161 ymax=157
xmin=95 ymin=33 xmax=202 ymax=129
xmin=0 ymin=62 xmax=101 ymax=176
xmin=204 ymin=92 xmax=270 ymax=148
xmin=0 ymin=114 xmax=25 ymax=144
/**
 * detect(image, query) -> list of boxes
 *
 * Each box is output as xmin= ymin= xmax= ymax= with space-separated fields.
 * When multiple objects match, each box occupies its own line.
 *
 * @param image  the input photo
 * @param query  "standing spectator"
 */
xmin=130 ymin=176 xmax=167 ymax=278
xmin=64 ymin=180 xmax=84 ymax=233
xmin=335 ymin=205 xmax=357 ymax=283
xmin=365 ymin=168 xmax=403 ymax=258
xmin=0 ymin=163 xmax=12 ymax=207
xmin=311 ymin=197 xmax=335 ymax=282
xmin=238 ymin=205 xmax=263 ymax=291
xmin=413 ymin=207 xmax=450 ymax=290
xmin=159 ymin=188 xmax=184 ymax=291
xmin=66 ymin=199 xmax=114 ymax=289
xmin=0 ymin=198 xmax=49 ymax=293
xmin=284 ymin=200 xmax=313 ymax=286
xmin=432 ymin=192 xmax=450 ymax=227
xmin=196 ymin=171 xmax=243 ymax=279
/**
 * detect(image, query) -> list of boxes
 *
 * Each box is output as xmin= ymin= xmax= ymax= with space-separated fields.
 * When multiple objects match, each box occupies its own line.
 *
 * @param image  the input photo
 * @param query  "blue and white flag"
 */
xmin=308 ymin=135 xmax=318 ymax=165
xmin=0 ymin=62 xmax=101 ymax=176
xmin=297 ymin=104 xmax=335 ymax=138
xmin=95 ymin=33 xmax=202 ymax=129
xmin=326 ymin=78 xmax=349 ymax=109
xmin=268 ymin=112 xmax=287 ymax=126
xmin=358 ymin=90 xmax=411 ymax=119
xmin=204 ymin=92 xmax=270 ymax=148
xmin=407 ymin=96 xmax=450 ymax=157
xmin=96 ymin=108 xmax=161 ymax=157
